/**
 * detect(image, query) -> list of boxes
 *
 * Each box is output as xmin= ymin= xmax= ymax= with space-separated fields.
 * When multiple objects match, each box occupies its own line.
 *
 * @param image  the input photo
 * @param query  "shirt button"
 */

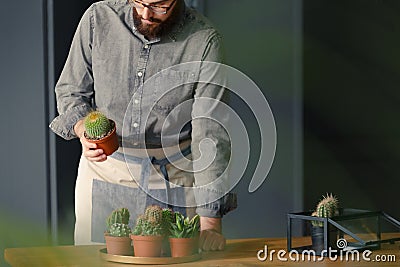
xmin=134 ymin=99 xmax=139 ymax=104
xmin=137 ymin=71 xmax=143 ymax=77
xmin=133 ymin=122 xmax=139 ymax=128
xmin=144 ymin=44 xmax=149 ymax=49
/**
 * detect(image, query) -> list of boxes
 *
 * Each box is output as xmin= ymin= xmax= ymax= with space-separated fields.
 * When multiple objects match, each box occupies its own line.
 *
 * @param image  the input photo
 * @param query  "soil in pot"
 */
xmin=131 ymin=235 xmax=163 ymax=257
xmin=169 ymin=237 xmax=199 ymax=257
xmin=104 ymin=234 xmax=133 ymax=256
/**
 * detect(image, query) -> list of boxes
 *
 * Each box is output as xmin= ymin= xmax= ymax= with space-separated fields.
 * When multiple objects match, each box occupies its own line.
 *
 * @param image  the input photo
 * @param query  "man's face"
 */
xmin=132 ymin=0 xmax=179 ymax=40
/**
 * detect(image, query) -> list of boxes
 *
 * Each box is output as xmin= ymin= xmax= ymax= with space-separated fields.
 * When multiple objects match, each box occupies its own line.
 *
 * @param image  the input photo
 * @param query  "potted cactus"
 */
xmin=310 ymin=193 xmax=339 ymax=252
xmin=161 ymin=208 xmax=174 ymax=256
xmin=130 ymin=205 xmax=166 ymax=257
xmin=169 ymin=213 xmax=200 ymax=257
xmin=83 ymin=110 xmax=118 ymax=155
xmin=104 ymin=208 xmax=133 ymax=256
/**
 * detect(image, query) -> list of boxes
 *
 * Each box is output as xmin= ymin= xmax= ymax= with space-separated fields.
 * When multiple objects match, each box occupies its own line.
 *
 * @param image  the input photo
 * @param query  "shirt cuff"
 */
xmin=49 ymin=104 xmax=91 ymax=140
xmin=195 ymin=191 xmax=237 ymax=218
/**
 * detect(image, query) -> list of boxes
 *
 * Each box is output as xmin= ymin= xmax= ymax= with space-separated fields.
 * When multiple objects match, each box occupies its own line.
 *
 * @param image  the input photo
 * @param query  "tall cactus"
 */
xmin=312 ymin=193 xmax=339 ymax=227
xmin=107 ymin=208 xmax=130 ymax=229
xmin=84 ymin=111 xmax=112 ymax=139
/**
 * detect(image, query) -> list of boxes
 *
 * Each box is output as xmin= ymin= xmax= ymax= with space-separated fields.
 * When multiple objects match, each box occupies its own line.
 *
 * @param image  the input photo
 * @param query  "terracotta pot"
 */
xmin=104 ymin=234 xmax=133 ymax=256
xmin=131 ymin=235 xmax=163 ymax=257
xmin=86 ymin=120 xmax=119 ymax=156
xmin=169 ymin=237 xmax=199 ymax=257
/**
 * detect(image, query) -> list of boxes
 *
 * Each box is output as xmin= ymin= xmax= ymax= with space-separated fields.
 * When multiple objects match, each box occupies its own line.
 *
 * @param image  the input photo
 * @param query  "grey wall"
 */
xmin=0 ymin=0 xmax=51 ymax=265
xmin=205 ymin=0 xmax=303 ymax=238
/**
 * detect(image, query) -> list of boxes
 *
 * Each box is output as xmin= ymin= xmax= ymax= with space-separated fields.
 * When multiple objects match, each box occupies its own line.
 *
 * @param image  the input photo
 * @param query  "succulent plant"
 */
xmin=84 ymin=111 xmax=113 ymax=139
xmin=133 ymin=205 xmax=172 ymax=236
xmin=170 ymin=213 xmax=200 ymax=238
xmin=162 ymin=208 xmax=174 ymax=236
xmin=145 ymin=205 xmax=163 ymax=224
xmin=106 ymin=208 xmax=130 ymax=229
xmin=109 ymin=223 xmax=132 ymax=237
xmin=105 ymin=208 xmax=132 ymax=237
xmin=311 ymin=193 xmax=339 ymax=227
xmin=133 ymin=215 xmax=163 ymax=236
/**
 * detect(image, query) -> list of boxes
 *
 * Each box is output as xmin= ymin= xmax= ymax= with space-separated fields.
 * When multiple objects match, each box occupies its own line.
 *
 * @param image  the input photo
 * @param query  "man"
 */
xmin=50 ymin=0 xmax=235 ymax=251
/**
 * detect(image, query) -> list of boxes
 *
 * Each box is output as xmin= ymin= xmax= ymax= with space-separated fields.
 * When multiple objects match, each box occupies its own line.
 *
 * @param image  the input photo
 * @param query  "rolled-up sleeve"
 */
xmin=49 ymin=5 xmax=95 ymax=140
xmin=192 ymin=32 xmax=237 ymax=218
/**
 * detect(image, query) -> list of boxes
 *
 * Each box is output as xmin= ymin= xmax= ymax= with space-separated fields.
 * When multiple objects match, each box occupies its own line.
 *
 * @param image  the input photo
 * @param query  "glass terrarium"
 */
xmin=287 ymin=209 xmax=400 ymax=256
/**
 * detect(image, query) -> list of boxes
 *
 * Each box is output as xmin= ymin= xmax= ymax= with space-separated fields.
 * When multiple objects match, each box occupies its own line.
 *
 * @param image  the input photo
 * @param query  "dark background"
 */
xmin=303 ymin=0 xmax=400 ymax=215
xmin=1 ymin=1 xmax=400 ymax=265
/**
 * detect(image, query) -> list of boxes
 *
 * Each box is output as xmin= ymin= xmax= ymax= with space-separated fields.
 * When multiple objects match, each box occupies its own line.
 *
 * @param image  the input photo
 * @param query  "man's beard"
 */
xmin=132 ymin=1 xmax=182 ymax=40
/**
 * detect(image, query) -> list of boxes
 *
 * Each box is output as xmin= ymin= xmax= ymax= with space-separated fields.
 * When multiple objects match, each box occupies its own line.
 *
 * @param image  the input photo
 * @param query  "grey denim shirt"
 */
xmin=49 ymin=0 xmax=236 ymax=217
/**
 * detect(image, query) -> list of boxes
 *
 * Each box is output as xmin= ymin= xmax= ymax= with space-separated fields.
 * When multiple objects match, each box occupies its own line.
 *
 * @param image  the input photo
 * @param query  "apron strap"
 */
xmin=111 ymin=145 xmax=192 ymax=208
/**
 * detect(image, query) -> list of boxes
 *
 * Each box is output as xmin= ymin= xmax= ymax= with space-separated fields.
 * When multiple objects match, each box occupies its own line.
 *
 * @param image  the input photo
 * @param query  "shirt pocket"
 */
xmin=151 ymin=69 xmax=197 ymax=116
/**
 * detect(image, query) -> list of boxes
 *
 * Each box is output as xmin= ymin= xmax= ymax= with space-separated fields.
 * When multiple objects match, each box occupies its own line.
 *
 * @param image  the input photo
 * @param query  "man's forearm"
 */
xmin=200 ymin=216 xmax=222 ymax=233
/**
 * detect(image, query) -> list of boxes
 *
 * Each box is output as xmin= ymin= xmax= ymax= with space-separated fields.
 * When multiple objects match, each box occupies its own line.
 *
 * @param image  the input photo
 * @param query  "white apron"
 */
xmin=74 ymin=141 xmax=196 ymax=245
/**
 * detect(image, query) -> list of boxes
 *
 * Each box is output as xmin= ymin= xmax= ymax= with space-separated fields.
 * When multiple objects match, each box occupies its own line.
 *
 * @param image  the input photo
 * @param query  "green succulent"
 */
xmin=133 ymin=215 xmax=163 ymax=236
xmin=106 ymin=208 xmax=130 ymax=229
xmin=109 ymin=223 xmax=132 ymax=237
xmin=311 ymin=193 xmax=339 ymax=227
xmin=84 ymin=111 xmax=113 ymax=139
xmin=145 ymin=205 xmax=163 ymax=224
xmin=170 ymin=213 xmax=200 ymax=238
xmin=132 ymin=205 xmax=175 ymax=236
xmin=161 ymin=208 xmax=174 ymax=236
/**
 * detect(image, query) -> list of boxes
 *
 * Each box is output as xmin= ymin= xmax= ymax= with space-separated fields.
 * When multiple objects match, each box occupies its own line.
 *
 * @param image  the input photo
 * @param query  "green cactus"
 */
xmin=170 ymin=213 xmax=200 ymax=238
xmin=109 ymin=223 xmax=132 ymax=237
xmin=162 ymin=208 xmax=174 ymax=236
xmin=133 ymin=215 xmax=163 ymax=236
xmin=84 ymin=111 xmax=112 ymax=139
xmin=133 ymin=205 xmax=171 ymax=236
xmin=106 ymin=208 xmax=130 ymax=230
xmin=311 ymin=193 xmax=339 ymax=227
xmin=145 ymin=205 xmax=163 ymax=224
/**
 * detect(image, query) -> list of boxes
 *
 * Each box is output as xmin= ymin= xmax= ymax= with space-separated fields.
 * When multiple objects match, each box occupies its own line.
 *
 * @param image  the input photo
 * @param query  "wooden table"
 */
xmin=4 ymin=237 xmax=400 ymax=266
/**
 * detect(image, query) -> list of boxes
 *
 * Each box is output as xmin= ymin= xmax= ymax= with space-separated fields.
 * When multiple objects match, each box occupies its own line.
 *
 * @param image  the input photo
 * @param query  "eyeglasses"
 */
xmin=131 ymin=0 xmax=177 ymax=15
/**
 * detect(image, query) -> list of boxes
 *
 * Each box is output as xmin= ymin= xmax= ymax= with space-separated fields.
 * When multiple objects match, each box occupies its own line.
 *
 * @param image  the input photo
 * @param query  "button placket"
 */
xmin=130 ymin=42 xmax=152 ymax=146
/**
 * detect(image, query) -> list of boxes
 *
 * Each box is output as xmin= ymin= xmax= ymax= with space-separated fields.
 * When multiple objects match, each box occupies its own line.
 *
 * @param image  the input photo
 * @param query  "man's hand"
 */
xmin=199 ymin=216 xmax=225 ymax=251
xmin=74 ymin=119 xmax=107 ymax=162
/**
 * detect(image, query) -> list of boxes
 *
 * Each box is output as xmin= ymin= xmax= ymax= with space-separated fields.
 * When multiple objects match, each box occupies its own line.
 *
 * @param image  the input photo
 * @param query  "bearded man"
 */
xmin=50 ymin=0 xmax=236 ymax=251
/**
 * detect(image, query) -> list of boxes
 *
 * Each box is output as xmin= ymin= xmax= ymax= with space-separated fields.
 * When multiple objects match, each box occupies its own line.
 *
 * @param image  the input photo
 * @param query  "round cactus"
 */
xmin=132 ymin=206 xmax=167 ymax=236
xmin=133 ymin=215 xmax=163 ymax=236
xmin=145 ymin=205 xmax=163 ymax=224
xmin=84 ymin=111 xmax=112 ymax=139
xmin=109 ymin=223 xmax=132 ymax=237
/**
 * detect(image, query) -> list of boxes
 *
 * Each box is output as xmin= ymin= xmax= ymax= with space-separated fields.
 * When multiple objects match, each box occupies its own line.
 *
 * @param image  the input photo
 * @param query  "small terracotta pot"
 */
xmin=131 ymin=235 xmax=163 ymax=257
xmin=169 ymin=237 xmax=199 ymax=257
xmin=104 ymin=234 xmax=133 ymax=256
xmin=86 ymin=120 xmax=119 ymax=156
